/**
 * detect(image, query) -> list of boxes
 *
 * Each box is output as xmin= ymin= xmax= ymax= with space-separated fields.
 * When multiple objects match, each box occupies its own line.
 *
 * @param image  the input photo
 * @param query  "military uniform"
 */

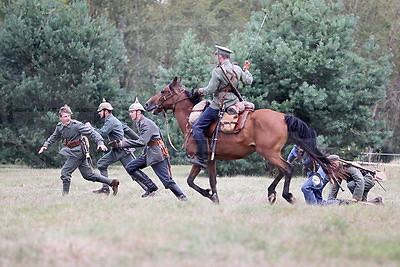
xmin=42 ymin=119 xmax=118 ymax=195
xmin=200 ymin=60 xmax=253 ymax=110
xmin=92 ymin=113 xmax=158 ymax=195
xmin=190 ymin=45 xmax=253 ymax=168
xmin=122 ymin=102 xmax=187 ymax=201
xmin=328 ymin=165 xmax=375 ymax=201
xmin=287 ymin=145 xmax=330 ymax=205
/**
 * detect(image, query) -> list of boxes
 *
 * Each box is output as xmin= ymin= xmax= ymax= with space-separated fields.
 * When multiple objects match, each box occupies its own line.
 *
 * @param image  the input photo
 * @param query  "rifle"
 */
xmin=210 ymin=104 xmax=225 ymax=161
xmin=338 ymin=159 xmax=387 ymax=191
xmin=80 ymin=136 xmax=94 ymax=174
xmin=219 ymin=65 xmax=244 ymax=101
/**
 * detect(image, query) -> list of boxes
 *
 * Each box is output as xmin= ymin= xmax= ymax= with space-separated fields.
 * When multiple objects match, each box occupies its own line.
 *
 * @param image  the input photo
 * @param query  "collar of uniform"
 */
xmin=220 ymin=61 xmax=231 ymax=66
xmin=61 ymin=121 xmax=72 ymax=128
xmin=105 ymin=113 xmax=114 ymax=122
xmin=136 ymin=115 xmax=145 ymax=125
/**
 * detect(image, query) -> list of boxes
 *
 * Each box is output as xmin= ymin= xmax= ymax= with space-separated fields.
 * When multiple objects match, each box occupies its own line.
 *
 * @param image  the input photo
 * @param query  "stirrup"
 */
xmin=187 ymin=157 xmax=207 ymax=169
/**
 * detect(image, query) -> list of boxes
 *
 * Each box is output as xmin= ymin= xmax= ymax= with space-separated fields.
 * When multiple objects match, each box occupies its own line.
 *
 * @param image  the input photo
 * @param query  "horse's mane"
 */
xmin=186 ymin=90 xmax=202 ymax=105
xmin=168 ymin=80 xmax=201 ymax=105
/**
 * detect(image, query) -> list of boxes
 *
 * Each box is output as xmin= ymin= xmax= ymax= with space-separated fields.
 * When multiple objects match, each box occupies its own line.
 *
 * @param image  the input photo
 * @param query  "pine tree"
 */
xmin=0 ymin=0 xmax=128 ymax=166
xmin=233 ymin=0 xmax=392 ymax=158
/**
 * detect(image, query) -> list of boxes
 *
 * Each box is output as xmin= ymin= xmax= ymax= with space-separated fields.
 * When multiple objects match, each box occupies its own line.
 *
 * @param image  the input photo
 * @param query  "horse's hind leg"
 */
xmin=258 ymin=150 xmax=294 ymax=204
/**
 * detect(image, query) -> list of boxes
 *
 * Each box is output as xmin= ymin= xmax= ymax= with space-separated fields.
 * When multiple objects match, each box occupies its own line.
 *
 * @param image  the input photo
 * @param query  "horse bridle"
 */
xmin=154 ymin=84 xmax=189 ymax=113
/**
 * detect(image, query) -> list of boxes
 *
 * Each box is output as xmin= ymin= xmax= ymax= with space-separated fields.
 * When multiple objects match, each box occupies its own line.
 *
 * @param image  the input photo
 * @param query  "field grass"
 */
xmin=1 ymin=164 xmax=400 ymax=266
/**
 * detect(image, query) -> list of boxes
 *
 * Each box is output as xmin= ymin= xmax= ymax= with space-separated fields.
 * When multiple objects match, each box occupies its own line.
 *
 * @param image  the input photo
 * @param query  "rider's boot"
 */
xmin=188 ymin=139 xmax=208 ymax=169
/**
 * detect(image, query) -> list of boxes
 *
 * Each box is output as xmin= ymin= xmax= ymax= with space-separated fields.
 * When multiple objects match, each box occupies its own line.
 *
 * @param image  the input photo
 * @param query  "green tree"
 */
xmin=343 ymin=0 xmax=400 ymax=153
xmin=0 ymin=0 xmax=128 ymax=166
xmin=233 ymin=0 xmax=392 ymax=159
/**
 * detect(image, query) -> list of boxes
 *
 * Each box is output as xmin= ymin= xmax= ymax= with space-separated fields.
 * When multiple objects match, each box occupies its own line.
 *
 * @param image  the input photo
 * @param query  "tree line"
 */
xmin=0 ymin=0 xmax=398 ymax=175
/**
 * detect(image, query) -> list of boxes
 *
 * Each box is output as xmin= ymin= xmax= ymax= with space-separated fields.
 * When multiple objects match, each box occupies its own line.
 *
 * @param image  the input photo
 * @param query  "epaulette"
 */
xmin=232 ymin=62 xmax=238 ymax=65
xmin=71 ymin=119 xmax=80 ymax=124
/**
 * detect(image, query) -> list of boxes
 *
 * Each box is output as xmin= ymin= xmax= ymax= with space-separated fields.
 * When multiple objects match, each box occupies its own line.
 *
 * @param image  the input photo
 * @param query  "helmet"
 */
xmin=129 ymin=97 xmax=145 ymax=112
xmin=97 ymin=98 xmax=113 ymax=111
xmin=59 ymin=104 xmax=73 ymax=115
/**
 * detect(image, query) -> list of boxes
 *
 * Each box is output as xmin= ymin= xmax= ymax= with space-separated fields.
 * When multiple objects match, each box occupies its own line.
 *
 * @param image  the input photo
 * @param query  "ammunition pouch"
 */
xmin=108 ymin=140 xmax=122 ymax=152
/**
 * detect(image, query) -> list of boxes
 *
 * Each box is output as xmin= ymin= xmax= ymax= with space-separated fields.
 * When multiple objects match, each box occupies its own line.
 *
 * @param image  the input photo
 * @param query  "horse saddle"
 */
xmin=189 ymin=100 xmax=254 ymax=134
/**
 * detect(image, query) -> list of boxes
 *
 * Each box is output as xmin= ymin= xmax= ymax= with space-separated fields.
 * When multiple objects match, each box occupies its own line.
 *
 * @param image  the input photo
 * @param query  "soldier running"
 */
xmin=38 ymin=105 xmax=119 ymax=195
xmin=86 ymin=99 xmax=158 ymax=197
xmin=117 ymin=98 xmax=188 ymax=201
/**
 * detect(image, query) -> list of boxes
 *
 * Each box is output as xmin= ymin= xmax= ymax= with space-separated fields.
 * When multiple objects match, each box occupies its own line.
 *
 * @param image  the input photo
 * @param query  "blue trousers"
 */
xmin=301 ymin=167 xmax=329 ymax=205
xmin=126 ymin=156 xmax=177 ymax=189
xmin=191 ymin=107 xmax=219 ymax=159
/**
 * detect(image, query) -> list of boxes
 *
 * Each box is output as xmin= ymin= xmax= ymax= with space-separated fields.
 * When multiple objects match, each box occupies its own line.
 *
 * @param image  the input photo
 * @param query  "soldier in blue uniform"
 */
xmin=287 ymin=145 xmax=330 ymax=205
xmin=189 ymin=45 xmax=253 ymax=169
xmin=38 ymin=105 xmax=119 ymax=195
xmin=86 ymin=99 xmax=158 ymax=197
xmin=119 ymin=98 xmax=188 ymax=201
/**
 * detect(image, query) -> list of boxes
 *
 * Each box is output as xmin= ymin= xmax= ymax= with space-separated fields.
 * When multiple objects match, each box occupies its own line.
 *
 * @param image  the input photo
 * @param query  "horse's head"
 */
xmin=146 ymin=77 xmax=197 ymax=115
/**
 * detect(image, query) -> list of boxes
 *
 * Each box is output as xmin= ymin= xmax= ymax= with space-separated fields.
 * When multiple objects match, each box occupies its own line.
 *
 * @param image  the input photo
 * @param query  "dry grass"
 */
xmin=1 ymin=164 xmax=400 ymax=267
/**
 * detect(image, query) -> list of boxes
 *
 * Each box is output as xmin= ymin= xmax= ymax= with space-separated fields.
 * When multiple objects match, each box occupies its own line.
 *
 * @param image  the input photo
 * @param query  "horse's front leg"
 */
xmin=208 ymin=161 xmax=219 ymax=204
xmin=187 ymin=165 xmax=213 ymax=198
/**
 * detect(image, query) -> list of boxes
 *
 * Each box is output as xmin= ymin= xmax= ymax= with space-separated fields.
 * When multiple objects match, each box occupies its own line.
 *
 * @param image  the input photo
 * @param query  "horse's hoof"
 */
xmin=202 ymin=188 xmax=211 ymax=197
xmin=283 ymin=193 xmax=296 ymax=204
xmin=210 ymin=193 xmax=219 ymax=204
xmin=268 ymin=193 xmax=276 ymax=205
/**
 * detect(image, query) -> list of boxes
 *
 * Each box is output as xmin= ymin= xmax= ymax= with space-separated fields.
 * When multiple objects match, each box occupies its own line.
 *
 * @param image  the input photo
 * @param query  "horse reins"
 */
xmin=155 ymin=84 xmax=190 ymax=151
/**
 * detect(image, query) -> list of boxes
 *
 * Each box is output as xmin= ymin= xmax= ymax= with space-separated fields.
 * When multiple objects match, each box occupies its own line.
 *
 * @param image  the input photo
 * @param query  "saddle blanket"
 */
xmin=189 ymin=100 xmax=254 ymax=134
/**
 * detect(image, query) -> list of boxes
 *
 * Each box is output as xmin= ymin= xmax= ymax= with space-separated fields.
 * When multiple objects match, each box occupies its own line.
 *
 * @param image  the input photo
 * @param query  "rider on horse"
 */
xmin=188 ymin=45 xmax=253 ymax=169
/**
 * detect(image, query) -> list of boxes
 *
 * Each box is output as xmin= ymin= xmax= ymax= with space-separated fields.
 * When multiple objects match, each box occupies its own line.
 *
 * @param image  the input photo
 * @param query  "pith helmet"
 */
xmin=129 ymin=97 xmax=145 ymax=112
xmin=215 ymin=45 xmax=233 ymax=56
xmin=97 ymin=98 xmax=113 ymax=111
xmin=59 ymin=104 xmax=73 ymax=115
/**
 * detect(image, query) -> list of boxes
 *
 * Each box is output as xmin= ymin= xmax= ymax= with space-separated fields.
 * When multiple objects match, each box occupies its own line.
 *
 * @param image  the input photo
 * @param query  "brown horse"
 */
xmin=146 ymin=77 xmax=332 ymax=204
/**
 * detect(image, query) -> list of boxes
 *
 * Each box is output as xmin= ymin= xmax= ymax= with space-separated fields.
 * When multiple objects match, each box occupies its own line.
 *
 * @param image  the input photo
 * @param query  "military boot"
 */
xmin=110 ymin=179 xmax=120 ymax=196
xmin=187 ymin=139 xmax=208 ymax=169
xmin=141 ymin=185 xmax=158 ymax=198
xmin=368 ymin=196 xmax=383 ymax=205
xmin=62 ymin=181 xmax=70 ymax=196
xmin=92 ymin=185 xmax=110 ymax=195
xmin=169 ymin=184 xmax=188 ymax=201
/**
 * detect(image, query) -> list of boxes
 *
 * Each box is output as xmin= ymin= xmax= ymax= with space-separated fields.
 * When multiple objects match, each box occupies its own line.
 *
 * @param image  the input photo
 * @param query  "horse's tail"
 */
xmin=284 ymin=114 xmax=331 ymax=167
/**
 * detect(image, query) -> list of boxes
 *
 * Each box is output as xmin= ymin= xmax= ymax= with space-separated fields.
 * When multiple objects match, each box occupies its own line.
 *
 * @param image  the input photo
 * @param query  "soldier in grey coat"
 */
xmin=327 ymin=155 xmax=376 ymax=202
xmin=86 ymin=99 xmax=158 ymax=197
xmin=119 ymin=98 xmax=187 ymax=201
xmin=38 ymin=105 xmax=119 ymax=195
xmin=189 ymin=45 xmax=253 ymax=169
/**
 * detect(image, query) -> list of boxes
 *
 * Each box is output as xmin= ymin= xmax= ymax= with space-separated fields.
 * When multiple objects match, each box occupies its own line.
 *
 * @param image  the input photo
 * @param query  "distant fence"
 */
xmin=356 ymin=152 xmax=400 ymax=167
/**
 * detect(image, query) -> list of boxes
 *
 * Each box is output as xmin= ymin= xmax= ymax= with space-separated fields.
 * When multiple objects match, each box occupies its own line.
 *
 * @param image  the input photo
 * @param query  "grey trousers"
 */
xmin=60 ymin=154 xmax=112 ymax=194
xmin=97 ymin=149 xmax=157 ymax=191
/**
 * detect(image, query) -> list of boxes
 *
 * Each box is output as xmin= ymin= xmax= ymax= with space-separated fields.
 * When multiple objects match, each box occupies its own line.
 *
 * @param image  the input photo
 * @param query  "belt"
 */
xmin=147 ymin=140 xmax=169 ymax=158
xmin=147 ymin=140 xmax=163 ymax=146
xmin=63 ymin=139 xmax=81 ymax=148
